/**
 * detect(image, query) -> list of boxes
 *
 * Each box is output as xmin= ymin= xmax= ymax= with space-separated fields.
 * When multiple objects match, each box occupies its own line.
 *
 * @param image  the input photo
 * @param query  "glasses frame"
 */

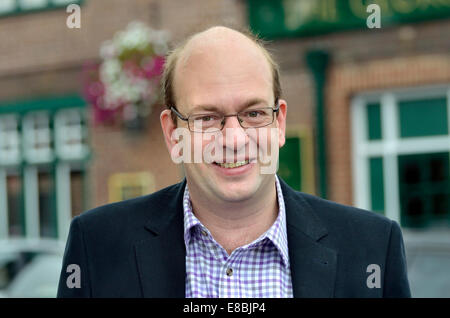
xmin=170 ymin=100 xmax=280 ymax=132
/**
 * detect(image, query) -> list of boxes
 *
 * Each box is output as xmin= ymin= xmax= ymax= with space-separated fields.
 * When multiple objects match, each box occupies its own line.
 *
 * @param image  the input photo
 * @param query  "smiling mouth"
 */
xmin=213 ymin=160 xmax=250 ymax=169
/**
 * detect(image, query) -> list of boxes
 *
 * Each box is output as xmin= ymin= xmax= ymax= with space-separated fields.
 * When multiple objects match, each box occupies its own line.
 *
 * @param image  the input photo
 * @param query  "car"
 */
xmin=0 ymin=238 xmax=65 ymax=298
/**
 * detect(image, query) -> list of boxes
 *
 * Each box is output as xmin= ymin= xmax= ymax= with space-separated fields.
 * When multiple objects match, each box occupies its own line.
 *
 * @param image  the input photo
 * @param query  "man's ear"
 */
xmin=276 ymin=99 xmax=287 ymax=148
xmin=160 ymin=109 xmax=178 ymax=154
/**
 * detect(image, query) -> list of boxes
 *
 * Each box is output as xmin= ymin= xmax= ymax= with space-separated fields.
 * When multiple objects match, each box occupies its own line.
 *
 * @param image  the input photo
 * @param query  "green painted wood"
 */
xmin=369 ymin=157 xmax=384 ymax=214
xmin=0 ymin=94 xmax=86 ymax=114
xmin=0 ymin=0 xmax=84 ymax=18
xmin=306 ymin=49 xmax=329 ymax=199
xmin=278 ymin=136 xmax=302 ymax=191
xmin=367 ymin=103 xmax=382 ymax=140
xmin=398 ymin=97 xmax=448 ymax=138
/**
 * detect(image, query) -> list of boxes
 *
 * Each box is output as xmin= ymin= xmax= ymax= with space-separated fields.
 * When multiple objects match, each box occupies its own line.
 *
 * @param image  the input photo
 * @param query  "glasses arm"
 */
xmin=273 ymin=98 xmax=280 ymax=112
xmin=170 ymin=106 xmax=189 ymax=121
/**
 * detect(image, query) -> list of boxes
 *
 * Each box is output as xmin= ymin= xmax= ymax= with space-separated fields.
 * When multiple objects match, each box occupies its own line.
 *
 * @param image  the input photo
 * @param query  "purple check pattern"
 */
xmin=183 ymin=176 xmax=293 ymax=298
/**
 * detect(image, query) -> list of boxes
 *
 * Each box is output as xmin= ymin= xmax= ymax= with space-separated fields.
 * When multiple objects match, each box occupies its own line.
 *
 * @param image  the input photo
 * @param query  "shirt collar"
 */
xmin=182 ymin=175 xmax=290 ymax=268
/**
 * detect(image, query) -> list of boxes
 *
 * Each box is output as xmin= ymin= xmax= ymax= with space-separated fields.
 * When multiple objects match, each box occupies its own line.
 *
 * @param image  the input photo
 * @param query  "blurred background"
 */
xmin=0 ymin=0 xmax=449 ymax=298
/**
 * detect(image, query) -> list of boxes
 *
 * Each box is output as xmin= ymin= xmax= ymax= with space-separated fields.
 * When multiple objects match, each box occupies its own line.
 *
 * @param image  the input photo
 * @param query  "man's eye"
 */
xmin=194 ymin=115 xmax=219 ymax=122
xmin=245 ymin=111 xmax=262 ymax=117
xmin=201 ymin=115 xmax=213 ymax=121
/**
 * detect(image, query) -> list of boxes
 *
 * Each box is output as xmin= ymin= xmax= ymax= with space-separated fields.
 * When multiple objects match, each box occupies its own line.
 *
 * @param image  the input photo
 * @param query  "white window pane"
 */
xmin=55 ymin=109 xmax=87 ymax=160
xmin=0 ymin=115 xmax=21 ymax=164
xmin=23 ymin=112 xmax=53 ymax=163
xmin=0 ymin=0 xmax=16 ymax=14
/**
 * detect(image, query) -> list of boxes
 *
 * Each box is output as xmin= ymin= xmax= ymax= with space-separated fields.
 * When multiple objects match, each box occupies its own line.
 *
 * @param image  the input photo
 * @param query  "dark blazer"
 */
xmin=57 ymin=177 xmax=411 ymax=298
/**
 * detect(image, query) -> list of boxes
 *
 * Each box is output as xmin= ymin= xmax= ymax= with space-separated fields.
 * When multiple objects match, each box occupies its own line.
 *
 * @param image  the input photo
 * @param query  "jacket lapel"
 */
xmin=279 ymin=178 xmax=338 ymax=298
xmin=134 ymin=179 xmax=187 ymax=298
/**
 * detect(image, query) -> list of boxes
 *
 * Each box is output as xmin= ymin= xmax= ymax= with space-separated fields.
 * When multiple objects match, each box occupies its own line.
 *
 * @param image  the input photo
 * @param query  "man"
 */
xmin=57 ymin=26 xmax=410 ymax=298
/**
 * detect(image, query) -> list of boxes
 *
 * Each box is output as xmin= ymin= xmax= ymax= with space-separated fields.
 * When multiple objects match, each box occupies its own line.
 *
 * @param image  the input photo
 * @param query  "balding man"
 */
xmin=57 ymin=26 xmax=410 ymax=298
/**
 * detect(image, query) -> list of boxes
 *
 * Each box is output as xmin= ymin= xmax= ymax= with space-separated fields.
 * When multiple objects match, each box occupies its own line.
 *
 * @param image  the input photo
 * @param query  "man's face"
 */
xmin=169 ymin=34 xmax=287 ymax=204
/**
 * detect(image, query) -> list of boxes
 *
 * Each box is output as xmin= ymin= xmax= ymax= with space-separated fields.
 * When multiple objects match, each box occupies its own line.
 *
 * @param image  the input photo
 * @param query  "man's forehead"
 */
xmin=176 ymin=26 xmax=270 ymax=73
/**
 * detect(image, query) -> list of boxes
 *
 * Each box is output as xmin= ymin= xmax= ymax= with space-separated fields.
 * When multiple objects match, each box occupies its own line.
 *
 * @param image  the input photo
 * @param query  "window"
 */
xmin=55 ymin=108 xmax=88 ymax=160
xmin=352 ymin=85 xmax=450 ymax=228
xmin=0 ymin=115 xmax=21 ymax=165
xmin=6 ymin=173 xmax=23 ymax=237
xmin=0 ymin=95 xmax=89 ymax=241
xmin=398 ymin=152 xmax=450 ymax=228
xmin=23 ymin=112 xmax=53 ymax=164
xmin=37 ymin=169 xmax=56 ymax=238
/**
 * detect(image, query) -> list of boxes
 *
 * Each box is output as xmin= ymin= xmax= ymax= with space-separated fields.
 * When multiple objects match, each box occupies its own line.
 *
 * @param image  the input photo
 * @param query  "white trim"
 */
xmin=0 ymin=169 xmax=8 ymax=239
xmin=362 ymin=136 xmax=450 ymax=156
xmin=351 ymin=97 xmax=370 ymax=210
xmin=381 ymin=93 xmax=401 ymax=223
xmin=56 ymin=163 xmax=72 ymax=242
xmin=383 ymin=153 xmax=400 ymax=223
xmin=24 ymin=165 xmax=39 ymax=238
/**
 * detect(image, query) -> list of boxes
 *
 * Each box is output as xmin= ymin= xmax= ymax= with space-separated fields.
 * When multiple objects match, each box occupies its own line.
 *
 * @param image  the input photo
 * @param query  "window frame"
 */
xmin=351 ymin=84 xmax=450 ymax=225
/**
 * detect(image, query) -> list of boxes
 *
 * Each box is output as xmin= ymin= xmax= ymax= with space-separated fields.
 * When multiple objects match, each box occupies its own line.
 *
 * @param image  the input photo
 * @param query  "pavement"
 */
xmin=402 ymin=228 xmax=450 ymax=298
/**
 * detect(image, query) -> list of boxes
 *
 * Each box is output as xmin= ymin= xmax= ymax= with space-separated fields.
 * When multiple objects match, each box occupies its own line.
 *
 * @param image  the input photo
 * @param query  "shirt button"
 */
xmin=226 ymin=268 xmax=233 ymax=277
xmin=201 ymin=230 xmax=208 ymax=236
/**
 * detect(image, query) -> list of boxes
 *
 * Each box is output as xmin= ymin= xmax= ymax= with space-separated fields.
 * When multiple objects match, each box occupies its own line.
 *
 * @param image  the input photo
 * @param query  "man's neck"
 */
xmin=187 ymin=178 xmax=278 ymax=255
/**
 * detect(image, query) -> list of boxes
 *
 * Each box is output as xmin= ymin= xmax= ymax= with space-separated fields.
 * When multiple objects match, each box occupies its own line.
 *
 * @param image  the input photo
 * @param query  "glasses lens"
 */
xmin=189 ymin=113 xmax=223 ymax=132
xmin=239 ymin=108 xmax=273 ymax=128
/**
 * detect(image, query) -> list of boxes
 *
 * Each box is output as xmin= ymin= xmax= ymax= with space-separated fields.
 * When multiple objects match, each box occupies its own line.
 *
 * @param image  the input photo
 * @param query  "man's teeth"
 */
xmin=216 ymin=160 xmax=249 ymax=168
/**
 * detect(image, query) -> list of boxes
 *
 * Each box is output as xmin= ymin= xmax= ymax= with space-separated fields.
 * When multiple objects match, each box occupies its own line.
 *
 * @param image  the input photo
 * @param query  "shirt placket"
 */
xmin=218 ymin=248 xmax=243 ymax=298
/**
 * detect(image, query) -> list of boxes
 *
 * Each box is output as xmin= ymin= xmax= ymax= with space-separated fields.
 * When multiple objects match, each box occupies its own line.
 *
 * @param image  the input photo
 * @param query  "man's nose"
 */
xmin=221 ymin=115 xmax=248 ymax=153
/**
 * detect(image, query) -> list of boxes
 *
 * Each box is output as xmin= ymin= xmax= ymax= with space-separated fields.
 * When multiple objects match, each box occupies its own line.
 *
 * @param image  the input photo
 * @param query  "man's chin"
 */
xmin=212 ymin=179 xmax=261 ymax=202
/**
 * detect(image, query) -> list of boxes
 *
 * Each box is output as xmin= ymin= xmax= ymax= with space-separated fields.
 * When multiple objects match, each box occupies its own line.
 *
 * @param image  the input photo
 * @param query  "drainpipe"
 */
xmin=306 ymin=50 xmax=329 ymax=199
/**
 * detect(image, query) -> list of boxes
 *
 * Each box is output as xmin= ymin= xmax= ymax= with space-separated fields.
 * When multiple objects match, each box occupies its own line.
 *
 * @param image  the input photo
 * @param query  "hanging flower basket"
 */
xmin=83 ymin=21 xmax=170 ymax=130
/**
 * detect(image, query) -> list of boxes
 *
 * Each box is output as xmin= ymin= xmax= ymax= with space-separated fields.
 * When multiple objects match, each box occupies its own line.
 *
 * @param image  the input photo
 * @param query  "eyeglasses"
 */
xmin=170 ymin=102 xmax=280 ymax=133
